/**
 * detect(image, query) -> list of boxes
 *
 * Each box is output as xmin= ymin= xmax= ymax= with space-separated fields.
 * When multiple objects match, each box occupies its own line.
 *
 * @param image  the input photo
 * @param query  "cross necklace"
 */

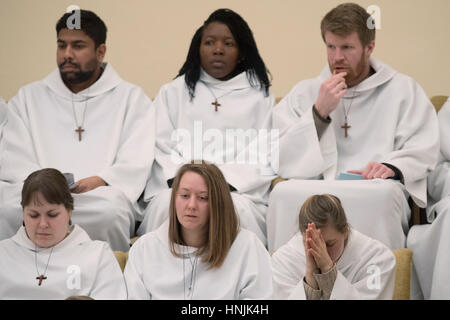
xmin=200 ymin=81 xmax=235 ymax=112
xmin=182 ymin=247 xmax=198 ymax=300
xmin=34 ymin=245 xmax=54 ymax=286
xmin=71 ymin=87 xmax=90 ymax=141
xmin=340 ymin=86 xmax=358 ymax=138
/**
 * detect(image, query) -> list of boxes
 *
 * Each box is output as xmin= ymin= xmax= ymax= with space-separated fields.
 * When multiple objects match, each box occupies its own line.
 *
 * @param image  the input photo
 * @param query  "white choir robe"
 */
xmin=267 ymin=58 xmax=439 ymax=251
xmin=137 ymin=69 xmax=276 ymax=246
xmin=0 ymin=97 xmax=6 ymax=135
xmin=271 ymin=228 xmax=396 ymax=300
xmin=0 ymin=97 xmax=6 ymax=163
xmin=0 ymin=63 xmax=155 ymax=251
xmin=124 ymin=220 xmax=273 ymax=299
xmin=0 ymin=224 xmax=127 ymax=299
xmin=407 ymin=98 xmax=450 ymax=299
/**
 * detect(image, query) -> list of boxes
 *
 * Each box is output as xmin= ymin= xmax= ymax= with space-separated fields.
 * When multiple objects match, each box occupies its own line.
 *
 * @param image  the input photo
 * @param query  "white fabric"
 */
xmin=138 ymin=70 xmax=276 ymax=246
xmin=0 ymin=224 xmax=126 ymax=300
xmin=427 ymin=98 xmax=450 ymax=220
xmin=0 ymin=97 xmax=6 ymax=134
xmin=0 ymin=97 xmax=7 ymax=169
xmin=407 ymin=202 xmax=450 ymax=299
xmin=0 ymin=63 xmax=155 ymax=251
xmin=268 ymin=58 xmax=438 ymax=251
xmin=124 ymin=220 xmax=273 ymax=300
xmin=407 ymin=99 xmax=450 ymax=299
xmin=273 ymin=58 xmax=439 ymax=206
xmin=271 ymin=228 xmax=396 ymax=300
xmin=267 ymin=179 xmax=409 ymax=252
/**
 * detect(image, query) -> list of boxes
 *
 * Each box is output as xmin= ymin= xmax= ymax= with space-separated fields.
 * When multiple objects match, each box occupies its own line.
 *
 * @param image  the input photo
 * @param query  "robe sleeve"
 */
xmin=272 ymin=82 xmax=337 ymax=179
xmin=329 ymin=249 xmax=396 ymax=300
xmin=123 ymin=239 xmax=152 ymax=300
xmin=98 ymin=87 xmax=156 ymax=204
xmin=152 ymin=84 xmax=187 ymax=182
xmin=427 ymin=100 xmax=450 ymax=205
xmin=380 ymin=81 xmax=439 ymax=207
xmin=271 ymin=234 xmax=306 ymax=300
xmin=88 ymin=243 xmax=128 ymax=300
xmin=0 ymin=88 xmax=42 ymax=182
xmin=238 ymin=233 xmax=273 ymax=300
xmin=218 ymin=94 xmax=276 ymax=195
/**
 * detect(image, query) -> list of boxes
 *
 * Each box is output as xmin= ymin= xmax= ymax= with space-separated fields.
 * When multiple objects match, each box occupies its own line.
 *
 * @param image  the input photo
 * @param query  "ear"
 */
xmin=96 ymin=44 xmax=106 ymax=62
xmin=365 ymin=40 xmax=375 ymax=57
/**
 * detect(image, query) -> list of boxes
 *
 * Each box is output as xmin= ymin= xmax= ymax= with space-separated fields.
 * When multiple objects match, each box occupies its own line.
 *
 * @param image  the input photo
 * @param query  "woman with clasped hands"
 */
xmin=271 ymin=194 xmax=396 ymax=300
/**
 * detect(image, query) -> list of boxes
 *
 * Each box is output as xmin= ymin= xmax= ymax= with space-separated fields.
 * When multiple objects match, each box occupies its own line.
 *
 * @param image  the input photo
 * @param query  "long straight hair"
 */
xmin=177 ymin=8 xmax=271 ymax=100
xmin=169 ymin=161 xmax=239 ymax=269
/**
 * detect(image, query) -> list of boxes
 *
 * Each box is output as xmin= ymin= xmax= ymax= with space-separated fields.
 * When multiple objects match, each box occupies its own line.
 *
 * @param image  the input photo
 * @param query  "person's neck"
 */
xmin=347 ymin=63 xmax=373 ymax=89
xmin=66 ymin=67 xmax=103 ymax=94
xmin=182 ymin=228 xmax=207 ymax=248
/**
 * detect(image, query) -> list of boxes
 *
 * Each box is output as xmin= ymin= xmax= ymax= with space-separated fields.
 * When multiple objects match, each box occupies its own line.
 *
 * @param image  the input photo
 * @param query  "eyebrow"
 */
xmin=57 ymin=39 xmax=87 ymax=44
xmin=179 ymin=188 xmax=208 ymax=194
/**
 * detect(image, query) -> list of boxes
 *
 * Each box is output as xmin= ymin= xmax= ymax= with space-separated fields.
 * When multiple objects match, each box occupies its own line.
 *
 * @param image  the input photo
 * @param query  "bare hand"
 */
xmin=348 ymin=161 xmax=395 ymax=180
xmin=72 ymin=176 xmax=106 ymax=194
xmin=303 ymin=225 xmax=320 ymax=289
xmin=314 ymin=71 xmax=348 ymax=118
xmin=306 ymin=223 xmax=334 ymax=274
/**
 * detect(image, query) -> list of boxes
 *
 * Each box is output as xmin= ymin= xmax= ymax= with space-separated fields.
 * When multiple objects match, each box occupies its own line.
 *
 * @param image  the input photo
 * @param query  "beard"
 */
xmin=330 ymin=52 xmax=368 ymax=87
xmin=59 ymin=58 xmax=99 ymax=85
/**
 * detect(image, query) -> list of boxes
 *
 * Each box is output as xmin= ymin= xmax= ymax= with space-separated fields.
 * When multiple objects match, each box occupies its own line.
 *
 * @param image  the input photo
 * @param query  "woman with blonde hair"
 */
xmin=125 ymin=161 xmax=272 ymax=299
xmin=271 ymin=194 xmax=396 ymax=300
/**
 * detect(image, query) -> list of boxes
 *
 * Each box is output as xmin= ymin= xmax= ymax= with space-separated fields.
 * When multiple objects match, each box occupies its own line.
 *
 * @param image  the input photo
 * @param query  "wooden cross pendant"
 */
xmin=75 ymin=126 xmax=85 ymax=141
xmin=341 ymin=122 xmax=351 ymax=138
xmin=36 ymin=275 xmax=47 ymax=286
xmin=211 ymin=100 xmax=221 ymax=112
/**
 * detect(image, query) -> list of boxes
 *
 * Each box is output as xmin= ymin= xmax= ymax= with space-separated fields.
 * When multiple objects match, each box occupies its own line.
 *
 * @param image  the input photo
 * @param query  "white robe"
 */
xmin=0 ymin=224 xmax=127 ymax=300
xmin=138 ymin=69 xmax=276 ymax=246
xmin=267 ymin=58 xmax=439 ymax=251
xmin=271 ymin=228 xmax=396 ymax=300
xmin=0 ymin=63 xmax=155 ymax=251
xmin=0 ymin=97 xmax=6 ymax=163
xmin=0 ymin=97 xmax=6 ymax=134
xmin=125 ymin=220 xmax=273 ymax=300
xmin=407 ymin=98 xmax=450 ymax=299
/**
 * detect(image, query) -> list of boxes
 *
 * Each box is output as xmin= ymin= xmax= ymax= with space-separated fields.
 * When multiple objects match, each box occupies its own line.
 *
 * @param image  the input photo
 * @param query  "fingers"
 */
xmin=347 ymin=170 xmax=363 ymax=175
xmin=362 ymin=162 xmax=395 ymax=179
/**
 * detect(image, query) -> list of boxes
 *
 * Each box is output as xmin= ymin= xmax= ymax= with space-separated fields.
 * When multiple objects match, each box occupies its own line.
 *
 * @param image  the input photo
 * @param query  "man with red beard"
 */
xmin=0 ymin=10 xmax=155 ymax=252
xmin=268 ymin=3 xmax=439 ymax=257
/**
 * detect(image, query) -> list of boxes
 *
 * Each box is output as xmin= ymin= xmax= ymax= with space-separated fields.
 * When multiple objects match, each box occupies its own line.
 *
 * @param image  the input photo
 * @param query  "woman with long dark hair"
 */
xmin=139 ymin=9 xmax=275 ymax=247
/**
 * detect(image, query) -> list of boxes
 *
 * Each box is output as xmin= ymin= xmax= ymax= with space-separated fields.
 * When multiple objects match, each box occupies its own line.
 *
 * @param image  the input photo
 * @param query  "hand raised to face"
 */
xmin=305 ymin=223 xmax=335 ymax=274
xmin=314 ymin=71 xmax=348 ymax=119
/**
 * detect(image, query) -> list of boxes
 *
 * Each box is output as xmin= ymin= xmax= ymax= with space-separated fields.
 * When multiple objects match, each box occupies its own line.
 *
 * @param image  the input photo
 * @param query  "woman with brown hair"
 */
xmin=271 ymin=194 xmax=396 ymax=300
xmin=125 ymin=161 xmax=272 ymax=299
xmin=0 ymin=168 xmax=126 ymax=299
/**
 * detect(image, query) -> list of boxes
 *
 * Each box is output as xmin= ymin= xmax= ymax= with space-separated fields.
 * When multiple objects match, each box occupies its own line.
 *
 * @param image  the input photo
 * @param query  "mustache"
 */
xmin=58 ymin=60 xmax=80 ymax=69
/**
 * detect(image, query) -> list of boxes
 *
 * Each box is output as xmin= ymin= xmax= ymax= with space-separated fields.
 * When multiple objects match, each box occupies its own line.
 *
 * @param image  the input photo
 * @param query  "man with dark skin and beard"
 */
xmin=0 ymin=9 xmax=156 ymax=252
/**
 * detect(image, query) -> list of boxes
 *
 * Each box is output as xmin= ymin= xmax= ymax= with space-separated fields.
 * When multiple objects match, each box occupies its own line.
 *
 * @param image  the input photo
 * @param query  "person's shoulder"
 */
xmin=14 ymin=79 xmax=47 ymax=97
xmin=130 ymin=230 xmax=162 ymax=253
xmin=288 ymin=77 xmax=320 ymax=94
xmin=233 ymin=228 xmax=268 ymax=252
xmin=350 ymin=229 xmax=394 ymax=259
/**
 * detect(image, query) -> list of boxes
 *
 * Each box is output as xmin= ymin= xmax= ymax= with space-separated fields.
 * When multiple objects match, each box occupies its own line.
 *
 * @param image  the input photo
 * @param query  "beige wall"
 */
xmin=1 ymin=0 xmax=449 ymax=101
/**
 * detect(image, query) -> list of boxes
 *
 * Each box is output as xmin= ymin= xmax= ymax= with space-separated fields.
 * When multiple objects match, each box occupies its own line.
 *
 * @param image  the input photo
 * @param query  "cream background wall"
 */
xmin=1 ymin=0 xmax=449 ymax=101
